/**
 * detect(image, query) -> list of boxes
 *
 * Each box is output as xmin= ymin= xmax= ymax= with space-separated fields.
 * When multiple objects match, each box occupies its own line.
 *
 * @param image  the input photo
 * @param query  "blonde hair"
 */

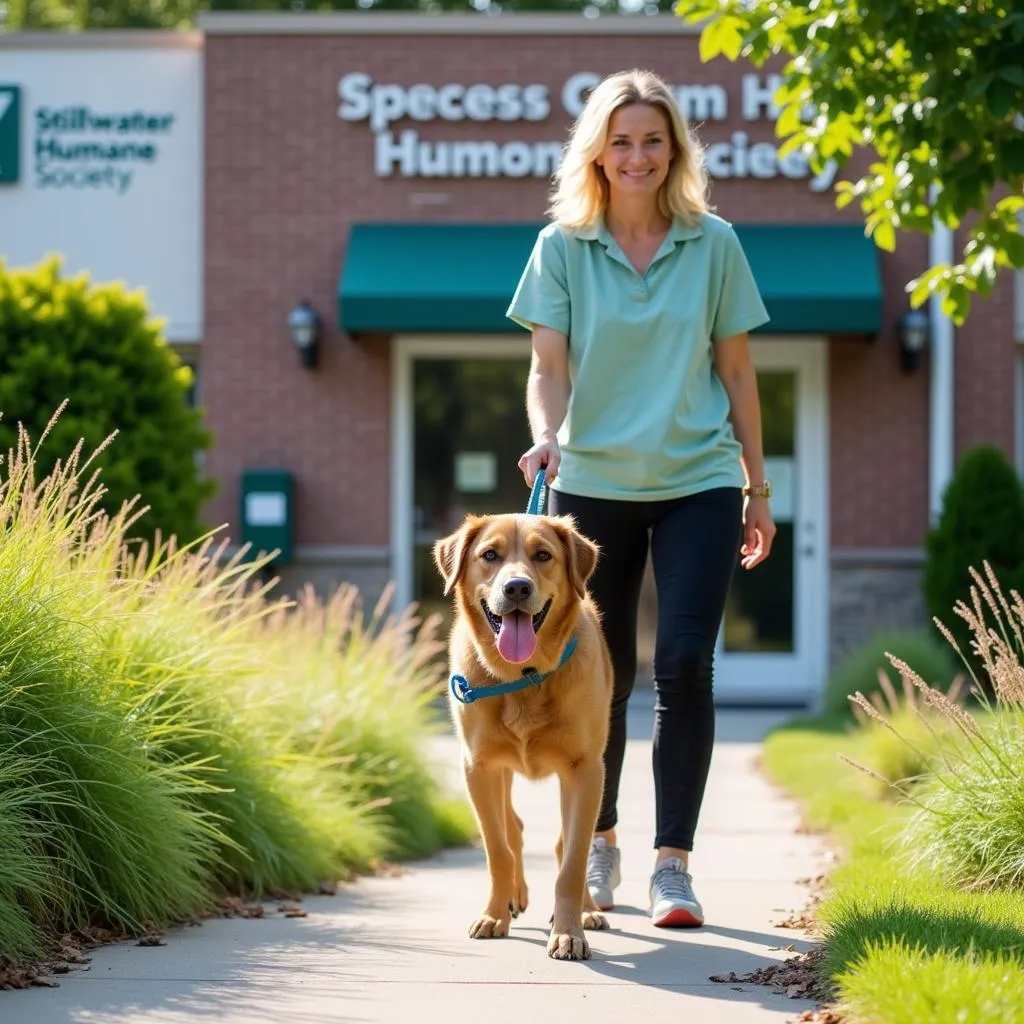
xmin=548 ymin=68 xmax=710 ymax=229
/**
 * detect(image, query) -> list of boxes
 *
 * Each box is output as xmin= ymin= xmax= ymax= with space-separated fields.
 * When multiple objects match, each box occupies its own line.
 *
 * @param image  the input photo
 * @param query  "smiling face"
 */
xmin=596 ymin=101 xmax=674 ymax=203
xmin=434 ymin=514 xmax=599 ymax=668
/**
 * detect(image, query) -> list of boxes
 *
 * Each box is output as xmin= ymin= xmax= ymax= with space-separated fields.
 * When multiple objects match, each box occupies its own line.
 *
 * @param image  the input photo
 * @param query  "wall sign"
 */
xmin=34 ymin=106 xmax=177 ymax=195
xmin=0 ymin=85 xmax=20 ymax=184
xmin=0 ymin=47 xmax=202 ymax=340
xmin=337 ymin=70 xmax=837 ymax=192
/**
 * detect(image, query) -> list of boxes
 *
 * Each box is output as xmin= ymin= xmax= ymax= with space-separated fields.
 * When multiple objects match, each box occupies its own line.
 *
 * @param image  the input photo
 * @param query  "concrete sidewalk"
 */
xmin=0 ymin=694 xmax=826 ymax=1024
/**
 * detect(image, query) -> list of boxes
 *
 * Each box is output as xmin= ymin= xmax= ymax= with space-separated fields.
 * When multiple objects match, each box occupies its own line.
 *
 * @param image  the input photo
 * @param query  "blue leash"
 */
xmin=526 ymin=469 xmax=548 ymax=516
xmin=449 ymin=466 xmax=576 ymax=705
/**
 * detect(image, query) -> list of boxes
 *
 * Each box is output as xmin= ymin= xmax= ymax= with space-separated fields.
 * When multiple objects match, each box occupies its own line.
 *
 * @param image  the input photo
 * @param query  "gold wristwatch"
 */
xmin=744 ymin=480 xmax=772 ymax=499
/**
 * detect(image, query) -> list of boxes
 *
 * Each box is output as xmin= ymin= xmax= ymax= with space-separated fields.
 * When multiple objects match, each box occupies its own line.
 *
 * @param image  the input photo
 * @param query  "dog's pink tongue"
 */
xmin=497 ymin=611 xmax=537 ymax=665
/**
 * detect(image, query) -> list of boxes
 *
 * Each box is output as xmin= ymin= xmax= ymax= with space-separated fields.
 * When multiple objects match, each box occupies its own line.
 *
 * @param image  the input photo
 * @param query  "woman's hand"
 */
xmin=740 ymin=496 xmax=775 ymax=570
xmin=518 ymin=439 xmax=561 ymax=486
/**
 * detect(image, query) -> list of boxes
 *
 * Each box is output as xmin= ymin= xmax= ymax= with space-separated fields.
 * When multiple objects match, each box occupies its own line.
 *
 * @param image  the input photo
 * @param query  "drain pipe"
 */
xmin=929 ymin=199 xmax=956 ymax=523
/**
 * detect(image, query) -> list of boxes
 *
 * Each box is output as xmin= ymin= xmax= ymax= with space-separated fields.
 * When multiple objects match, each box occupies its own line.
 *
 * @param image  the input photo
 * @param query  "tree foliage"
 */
xmin=678 ymin=0 xmax=1024 ymax=324
xmin=2 ymin=0 xmax=667 ymax=30
xmin=0 ymin=256 xmax=216 ymax=546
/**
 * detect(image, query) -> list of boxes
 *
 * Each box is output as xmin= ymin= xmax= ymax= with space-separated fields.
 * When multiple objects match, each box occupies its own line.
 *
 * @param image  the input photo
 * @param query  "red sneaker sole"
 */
xmin=652 ymin=907 xmax=703 ymax=928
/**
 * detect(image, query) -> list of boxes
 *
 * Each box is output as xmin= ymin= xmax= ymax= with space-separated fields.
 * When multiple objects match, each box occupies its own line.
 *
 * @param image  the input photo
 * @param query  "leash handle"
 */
xmin=527 ymin=469 xmax=548 ymax=516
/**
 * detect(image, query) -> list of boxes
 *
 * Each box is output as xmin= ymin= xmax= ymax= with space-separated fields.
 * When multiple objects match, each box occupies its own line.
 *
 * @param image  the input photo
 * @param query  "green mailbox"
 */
xmin=240 ymin=468 xmax=294 ymax=564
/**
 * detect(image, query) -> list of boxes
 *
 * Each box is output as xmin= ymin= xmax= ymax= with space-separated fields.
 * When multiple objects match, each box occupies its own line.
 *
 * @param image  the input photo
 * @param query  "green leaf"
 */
xmin=1002 ymin=139 xmax=1024 ymax=177
xmin=909 ymin=273 xmax=936 ymax=308
xmin=673 ymin=0 xmax=721 ymax=25
xmin=699 ymin=13 xmax=746 ymax=62
xmin=834 ymin=180 xmax=860 ymax=209
xmin=873 ymin=220 xmax=897 ymax=253
xmin=988 ymin=78 xmax=1016 ymax=120
xmin=776 ymin=101 xmax=803 ymax=139
xmin=967 ymin=71 xmax=995 ymax=99
xmin=996 ymin=195 xmax=1024 ymax=216
xmin=1000 ymin=65 xmax=1024 ymax=87
xmin=1001 ymin=231 xmax=1024 ymax=269
xmin=776 ymin=133 xmax=807 ymax=159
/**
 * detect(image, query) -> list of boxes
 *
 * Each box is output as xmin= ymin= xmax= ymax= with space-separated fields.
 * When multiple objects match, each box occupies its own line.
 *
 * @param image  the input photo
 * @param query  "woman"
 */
xmin=506 ymin=68 xmax=775 ymax=929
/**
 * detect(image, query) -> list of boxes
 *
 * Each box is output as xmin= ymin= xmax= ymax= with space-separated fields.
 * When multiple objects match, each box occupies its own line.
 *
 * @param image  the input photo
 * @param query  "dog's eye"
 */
xmin=481 ymin=549 xmax=499 ymax=562
xmin=534 ymin=550 xmax=552 ymax=562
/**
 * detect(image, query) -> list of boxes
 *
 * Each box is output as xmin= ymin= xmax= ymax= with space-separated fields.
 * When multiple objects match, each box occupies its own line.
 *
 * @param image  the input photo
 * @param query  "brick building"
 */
xmin=2 ymin=15 xmax=1021 ymax=705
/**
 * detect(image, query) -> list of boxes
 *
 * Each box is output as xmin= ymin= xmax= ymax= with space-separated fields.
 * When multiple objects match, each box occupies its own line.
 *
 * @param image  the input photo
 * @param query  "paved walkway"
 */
xmin=0 ymin=694 xmax=826 ymax=1024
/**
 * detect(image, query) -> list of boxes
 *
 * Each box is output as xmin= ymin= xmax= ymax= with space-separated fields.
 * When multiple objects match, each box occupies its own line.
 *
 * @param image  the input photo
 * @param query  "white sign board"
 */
xmin=245 ymin=491 xmax=288 ymax=528
xmin=0 ymin=43 xmax=203 ymax=341
xmin=455 ymin=451 xmax=498 ymax=493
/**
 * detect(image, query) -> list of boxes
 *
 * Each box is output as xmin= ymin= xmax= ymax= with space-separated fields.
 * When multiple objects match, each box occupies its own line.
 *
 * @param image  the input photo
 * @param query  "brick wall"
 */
xmin=956 ymin=257 xmax=1017 ymax=460
xmin=203 ymin=29 xmax=1015 ymax=557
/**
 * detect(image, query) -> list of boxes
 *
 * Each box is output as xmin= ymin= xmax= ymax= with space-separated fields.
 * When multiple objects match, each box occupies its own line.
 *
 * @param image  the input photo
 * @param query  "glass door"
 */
xmin=396 ymin=337 xmax=827 ymax=707
xmin=633 ymin=341 xmax=827 ymax=706
xmin=410 ymin=354 xmax=532 ymax=635
xmin=712 ymin=341 xmax=827 ymax=704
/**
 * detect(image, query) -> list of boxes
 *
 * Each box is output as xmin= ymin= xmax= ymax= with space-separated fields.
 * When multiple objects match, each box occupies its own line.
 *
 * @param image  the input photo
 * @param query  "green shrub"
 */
xmin=0 ymin=419 xmax=474 ymax=964
xmin=0 ymin=453 xmax=219 ymax=940
xmin=900 ymin=718 xmax=1024 ymax=892
xmin=92 ymin=540 xmax=389 ymax=897
xmin=0 ymin=255 xmax=215 ymax=547
xmin=856 ymin=706 xmax=958 ymax=794
xmin=845 ymin=566 xmax=1024 ymax=894
xmin=825 ymin=627 xmax=961 ymax=716
xmin=248 ymin=584 xmax=468 ymax=863
xmin=923 ymin=444 xmax=1024 ymax=682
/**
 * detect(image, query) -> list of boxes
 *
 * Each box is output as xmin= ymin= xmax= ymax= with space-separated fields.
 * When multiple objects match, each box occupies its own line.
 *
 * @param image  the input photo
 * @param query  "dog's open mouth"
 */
xmin=482 ymin=598 xmax=552 ymax=665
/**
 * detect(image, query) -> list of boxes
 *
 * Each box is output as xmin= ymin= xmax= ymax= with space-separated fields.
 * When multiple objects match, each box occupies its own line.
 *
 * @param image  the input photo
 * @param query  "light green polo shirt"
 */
xmin=506 ymin=212 xmax=770 ymax=501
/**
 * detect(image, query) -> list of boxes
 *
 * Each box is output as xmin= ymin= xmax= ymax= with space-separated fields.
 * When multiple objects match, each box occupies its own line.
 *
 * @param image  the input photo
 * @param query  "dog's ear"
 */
xmin=553 ymin=516 xmax=599 ymax=599
xmin=433 ymin=518 xmax=483 ymax=596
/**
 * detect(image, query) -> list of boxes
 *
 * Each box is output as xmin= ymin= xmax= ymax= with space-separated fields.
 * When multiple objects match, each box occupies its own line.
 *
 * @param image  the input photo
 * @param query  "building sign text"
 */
xmin=337 ymin=70 xmax=837 ymax=191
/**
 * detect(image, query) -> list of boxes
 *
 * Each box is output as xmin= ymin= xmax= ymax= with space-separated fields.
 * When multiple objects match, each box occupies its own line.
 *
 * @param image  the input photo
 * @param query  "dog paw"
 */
xmin=582 ymin=910 xmax=609 ymax=931
xmin=469 ymin=913 xmax=510 ymax=939
xmin=509 ymin=879 xmax=529 ymax=918
xmin=547 ymin=929 xmax=590 ymax=961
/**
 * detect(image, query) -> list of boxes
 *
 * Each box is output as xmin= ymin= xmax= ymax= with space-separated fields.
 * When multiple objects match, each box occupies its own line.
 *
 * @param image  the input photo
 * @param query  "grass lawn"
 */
xmin=762 ymin=712 xmax=1024 ymax=1024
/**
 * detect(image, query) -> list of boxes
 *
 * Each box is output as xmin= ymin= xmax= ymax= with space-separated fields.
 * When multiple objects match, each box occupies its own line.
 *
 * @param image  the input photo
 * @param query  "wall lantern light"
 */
xmin=897 ymin=307 xmax=929 ymax=374
xmin=287 ymin=299 xmax=321 ymax=369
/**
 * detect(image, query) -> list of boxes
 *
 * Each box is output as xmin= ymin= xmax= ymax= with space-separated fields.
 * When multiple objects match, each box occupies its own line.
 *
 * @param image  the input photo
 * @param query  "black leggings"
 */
xmin=548 ymin=486 xmax=744 ymax=852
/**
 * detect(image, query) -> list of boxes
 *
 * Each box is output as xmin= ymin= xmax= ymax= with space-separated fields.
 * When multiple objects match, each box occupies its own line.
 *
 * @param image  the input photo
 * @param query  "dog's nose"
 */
xmin=503 ymin=577 xmax=533 ymax=603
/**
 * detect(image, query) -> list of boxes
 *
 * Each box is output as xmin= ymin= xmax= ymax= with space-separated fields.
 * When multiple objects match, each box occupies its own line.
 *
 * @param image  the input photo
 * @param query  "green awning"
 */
xmin=338 ymin=221 xmax=882 ymax=336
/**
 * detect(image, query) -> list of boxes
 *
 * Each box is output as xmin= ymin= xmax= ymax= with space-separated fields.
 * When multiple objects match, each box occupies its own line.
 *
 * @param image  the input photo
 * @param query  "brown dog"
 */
xmin=434 ymin=511 xmax=614 ymax=961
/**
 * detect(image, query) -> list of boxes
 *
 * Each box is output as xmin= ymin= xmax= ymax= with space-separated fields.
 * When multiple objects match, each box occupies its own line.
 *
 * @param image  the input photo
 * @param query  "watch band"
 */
xmin=744 ymin=480 xmax=772 ymax=499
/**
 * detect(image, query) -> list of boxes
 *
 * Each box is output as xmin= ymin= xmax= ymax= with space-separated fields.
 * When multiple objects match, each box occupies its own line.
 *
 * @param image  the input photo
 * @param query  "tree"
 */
xmin=1 ymin=0 xmax=670 ymax=31
xmin=0 ymin=256 xmax=216 ymax=547
xmin=677 ymin=0 xmax=1024 ymax=325
xmin=3 ymin=0 xmax=196 ymax=29
xmin=922 ymin=444 xmax=1024 ymax=683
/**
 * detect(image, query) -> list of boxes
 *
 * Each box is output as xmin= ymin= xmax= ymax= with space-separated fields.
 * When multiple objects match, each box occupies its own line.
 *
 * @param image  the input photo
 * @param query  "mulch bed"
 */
xmin=709 ymin=850 xmax=848 ymax=1022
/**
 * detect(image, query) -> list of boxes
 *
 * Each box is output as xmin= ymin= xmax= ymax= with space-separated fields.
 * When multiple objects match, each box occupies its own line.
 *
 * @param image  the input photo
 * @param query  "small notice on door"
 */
xmin=455 ymin=452 xmax=497 ymax=493
xmin=762 ymin=457 xmax=795 ymax=522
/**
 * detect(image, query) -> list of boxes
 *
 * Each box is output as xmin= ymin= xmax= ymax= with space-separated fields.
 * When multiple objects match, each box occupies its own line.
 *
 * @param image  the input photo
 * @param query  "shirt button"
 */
xmin=634 ymin=288 xmax=648 ymax=302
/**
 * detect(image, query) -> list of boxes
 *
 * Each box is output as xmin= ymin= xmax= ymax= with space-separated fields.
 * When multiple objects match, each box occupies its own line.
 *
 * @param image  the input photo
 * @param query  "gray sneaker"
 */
xmin=649 ymin=858 xmax=704 ymax=927
xmin=586 ymin=837 xmax=621 ymax=911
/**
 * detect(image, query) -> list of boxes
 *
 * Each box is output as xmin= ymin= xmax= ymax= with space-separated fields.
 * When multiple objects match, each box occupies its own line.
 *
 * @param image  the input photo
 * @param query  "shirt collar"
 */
xmin=574 ymin=212 xmax=705 ymax=245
